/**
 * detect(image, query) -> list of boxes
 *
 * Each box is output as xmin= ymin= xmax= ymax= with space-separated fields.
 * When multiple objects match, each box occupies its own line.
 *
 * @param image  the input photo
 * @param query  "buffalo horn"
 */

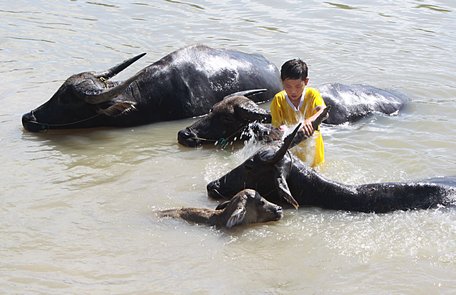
xmin=224 ymin=89 xmax=267 ymax=99
xmin=265 ymin=123 xmax=302 ymax=164
xmin=312 ymin=105 xmax=330 ymax=130
xmin=96 ymin=53 xmax=146 ymax=79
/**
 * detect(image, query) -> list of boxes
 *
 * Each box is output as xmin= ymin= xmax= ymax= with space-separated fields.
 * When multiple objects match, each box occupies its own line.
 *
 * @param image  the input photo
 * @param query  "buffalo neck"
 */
xmin=286 ymin=159 xmax=357 ymax=210
xmin=177 ymin=208 xmax=222 ymax=226
xmin=286 ymin=156 xmax=449 ymax=213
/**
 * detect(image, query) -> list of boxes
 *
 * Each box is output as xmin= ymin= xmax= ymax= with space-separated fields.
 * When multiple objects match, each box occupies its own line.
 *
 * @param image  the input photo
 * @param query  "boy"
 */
xmin=270 ymin=59 xmax=326 ymax=167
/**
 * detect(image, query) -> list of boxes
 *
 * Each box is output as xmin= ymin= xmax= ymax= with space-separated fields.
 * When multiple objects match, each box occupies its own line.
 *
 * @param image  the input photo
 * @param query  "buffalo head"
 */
xmin=177 ymin=89 xmax=272 ymax=147
xmin=207 ymin=124 xmax=302 ymax=209
xmin=215 ymin=189 xmax=283 ymax=228
xmin=22 ymin=53 xmax=146 ymax=132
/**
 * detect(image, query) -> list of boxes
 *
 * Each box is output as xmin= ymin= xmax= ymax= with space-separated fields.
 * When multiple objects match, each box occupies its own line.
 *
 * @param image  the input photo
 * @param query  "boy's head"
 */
xmin=280 ymin=59 xmax=308 ymax=81
xmin=281 ymin=59 xmax=309 ymax=101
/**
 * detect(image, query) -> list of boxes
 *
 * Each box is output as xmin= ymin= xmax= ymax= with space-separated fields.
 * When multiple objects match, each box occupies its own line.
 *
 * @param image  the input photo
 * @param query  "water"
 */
xmin=1 ymin=0 xmax=456 ymax=293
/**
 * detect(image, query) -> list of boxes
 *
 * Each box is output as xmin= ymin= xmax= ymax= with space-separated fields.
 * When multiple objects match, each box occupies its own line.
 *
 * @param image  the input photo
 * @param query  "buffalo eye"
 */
xmin=221 ymin=115 xmax=235 ymax=124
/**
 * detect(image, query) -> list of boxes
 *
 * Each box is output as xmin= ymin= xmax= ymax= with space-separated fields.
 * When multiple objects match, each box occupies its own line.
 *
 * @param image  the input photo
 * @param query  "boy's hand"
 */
xmin=302 ymin=119 xmax=314 ymax=136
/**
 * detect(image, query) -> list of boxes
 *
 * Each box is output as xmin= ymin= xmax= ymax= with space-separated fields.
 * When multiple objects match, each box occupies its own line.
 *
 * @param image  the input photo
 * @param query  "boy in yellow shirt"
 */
xmin=270 ymin=59 xmax=326 ymax=167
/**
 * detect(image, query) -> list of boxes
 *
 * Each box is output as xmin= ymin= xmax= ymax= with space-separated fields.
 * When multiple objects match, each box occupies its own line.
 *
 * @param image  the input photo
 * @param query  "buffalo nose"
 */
xmin=22 ymin=111 xmax=45 ymax=132
xmin=177 ymin=128 xmax=199 ymax=147
xmin=207 ymin=181 xmax=223 ymax=199
xmin=22 ymin=111 xmax=36 ymax=124
xmin=178 ymin=128 xmax=192 ymax=138
xmin=276 ymin=206 xmax=283 ymax=218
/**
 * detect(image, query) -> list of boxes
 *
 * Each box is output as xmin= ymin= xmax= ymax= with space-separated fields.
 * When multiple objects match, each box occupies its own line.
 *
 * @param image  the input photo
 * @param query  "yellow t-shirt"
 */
xmin=270 ymin=87 xmax=326 ymax=167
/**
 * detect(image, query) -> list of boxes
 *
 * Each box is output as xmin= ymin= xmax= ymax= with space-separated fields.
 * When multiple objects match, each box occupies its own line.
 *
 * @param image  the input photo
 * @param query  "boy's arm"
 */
xmin=302 ymin=89 xmax=327 ymax=135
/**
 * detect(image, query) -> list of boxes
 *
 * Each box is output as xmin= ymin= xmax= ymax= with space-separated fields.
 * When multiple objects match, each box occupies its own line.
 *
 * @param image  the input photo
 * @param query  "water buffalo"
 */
xmin=207 ymin=125 xmax=455 ymax=213
xmin=178 ymin=83 xmax=409 ymax=147
xmin=22 ymin=45 xmax=282 ymax=132
xmin=320 ymin=83 xmax=409 ymax=125
xmin=157 ymin=189 xmax=283 ymax=229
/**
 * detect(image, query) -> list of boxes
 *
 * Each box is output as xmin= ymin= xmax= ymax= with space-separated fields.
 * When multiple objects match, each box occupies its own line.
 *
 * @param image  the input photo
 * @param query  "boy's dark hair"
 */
xmin=280 ymin=59 xmax=308 ymax=81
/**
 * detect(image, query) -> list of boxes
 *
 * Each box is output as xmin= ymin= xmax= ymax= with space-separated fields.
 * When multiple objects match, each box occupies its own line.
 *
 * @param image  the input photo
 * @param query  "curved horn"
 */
xmin=289 ymin=106 xmax=331 ymax=148
xmin=224 ymin=89 xmax=267 ymax=99
xmin=96 ymin=53 xmax=146 ymax=79
xmin=312 ymin=105 xmax=330 ymax=130
xmin=235 ymin=100 xmax=270 ymax=121
xmin=265 ymin=123 xmax=302 ymax=164
xmin=84 ymin=71 xmax=142 ymax=104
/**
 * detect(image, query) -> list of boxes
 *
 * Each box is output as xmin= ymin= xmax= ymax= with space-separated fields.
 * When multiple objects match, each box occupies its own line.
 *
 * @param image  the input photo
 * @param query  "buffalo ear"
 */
xmin=97 ymin=101 xmax=136 ymax=117
xmin=275 ymin=172 xmax=299 ymax=209
xmin=226 ymin=204 xmax=247 ymax=228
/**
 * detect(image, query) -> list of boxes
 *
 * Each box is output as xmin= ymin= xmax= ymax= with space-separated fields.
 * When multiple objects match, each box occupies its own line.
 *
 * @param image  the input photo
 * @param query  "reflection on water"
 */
xmin=1 ymin=0 xmax=456 ymax=293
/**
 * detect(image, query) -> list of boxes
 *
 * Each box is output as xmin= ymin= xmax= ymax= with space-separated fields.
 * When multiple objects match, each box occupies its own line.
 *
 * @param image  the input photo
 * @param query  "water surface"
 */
xmin=1 ymin=0 xmax=456 ymax=294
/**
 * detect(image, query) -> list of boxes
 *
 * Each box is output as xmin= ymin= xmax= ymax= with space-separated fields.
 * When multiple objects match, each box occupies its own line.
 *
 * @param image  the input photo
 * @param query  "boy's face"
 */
xmin=283 ymin=78 xmax=308 ymax=102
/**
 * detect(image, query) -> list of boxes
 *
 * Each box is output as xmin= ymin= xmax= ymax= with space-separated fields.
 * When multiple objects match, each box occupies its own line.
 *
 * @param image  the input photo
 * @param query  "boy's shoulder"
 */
xmin=306 ymin=86 xmax=320 ymax=94
xmin=306 ymin=87 xmax=323 ymax=100
xmin=273 ymin=90 xmax=287 ymax=100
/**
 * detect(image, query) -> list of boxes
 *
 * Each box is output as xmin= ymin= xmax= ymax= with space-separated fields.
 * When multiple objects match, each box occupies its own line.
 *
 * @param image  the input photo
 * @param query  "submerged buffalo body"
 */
xmin=207 ymin=126 xmax=455 ymax=213
xmin=178 ymin=83 xmax=409 ymax=147
xmin=320 ymin=83 xmax=409 ymax=125
xmin=22 ymin=45 xmax=281 ymax=132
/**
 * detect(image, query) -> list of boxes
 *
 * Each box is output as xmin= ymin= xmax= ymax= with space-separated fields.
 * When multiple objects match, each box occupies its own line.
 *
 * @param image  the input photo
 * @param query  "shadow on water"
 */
xmin=18 ymin=123 xmax=185 ymax=192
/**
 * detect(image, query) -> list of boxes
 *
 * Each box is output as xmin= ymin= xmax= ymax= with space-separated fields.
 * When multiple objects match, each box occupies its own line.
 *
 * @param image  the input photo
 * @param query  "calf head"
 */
xmin=217 ymin=189 xmax=283 ymax=228
xmin=207 ymin=124 xmax=302 ymax=209
xmin=177 ymin=89 xmax=271 ymax=147
xmin=22 ymin=53 xmax=146 ymax=132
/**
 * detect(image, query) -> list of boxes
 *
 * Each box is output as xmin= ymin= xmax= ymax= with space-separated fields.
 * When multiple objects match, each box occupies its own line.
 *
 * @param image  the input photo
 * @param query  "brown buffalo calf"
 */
xmin=158 ymin=189 xmax=283 ymax=229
